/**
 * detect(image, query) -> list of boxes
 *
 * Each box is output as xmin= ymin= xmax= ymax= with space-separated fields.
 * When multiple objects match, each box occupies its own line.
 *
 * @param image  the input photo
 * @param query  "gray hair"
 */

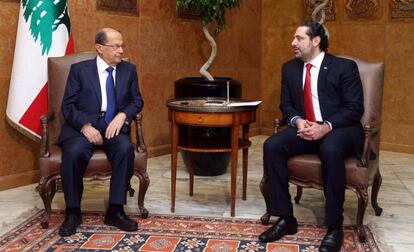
xmin=95 ymin=29 xmax=107 ymax=44
xmin=95 ymin=28 xmax=121 ymax=44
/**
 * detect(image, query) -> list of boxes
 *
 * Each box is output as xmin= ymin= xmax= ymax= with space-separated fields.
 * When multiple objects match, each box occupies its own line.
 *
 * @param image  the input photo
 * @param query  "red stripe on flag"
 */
xmin=18 ymin=83 xmax=48 ymax=136
xmin=19 ymin=36 xmax=73 ymax=137
xmin=66 ymin=33 xmax=75 ymax=55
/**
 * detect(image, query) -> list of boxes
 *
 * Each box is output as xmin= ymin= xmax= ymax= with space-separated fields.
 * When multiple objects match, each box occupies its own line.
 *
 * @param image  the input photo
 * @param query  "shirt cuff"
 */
xmin=290 ymin=116 xmax=301 ymax=127
xmin=324 ymin=120 xmax=332 ymax=130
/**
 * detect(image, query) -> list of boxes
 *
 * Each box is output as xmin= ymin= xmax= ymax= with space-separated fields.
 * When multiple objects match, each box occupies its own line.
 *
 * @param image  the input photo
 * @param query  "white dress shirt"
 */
xmin=96 ymin=56 xmax=117 ymax=112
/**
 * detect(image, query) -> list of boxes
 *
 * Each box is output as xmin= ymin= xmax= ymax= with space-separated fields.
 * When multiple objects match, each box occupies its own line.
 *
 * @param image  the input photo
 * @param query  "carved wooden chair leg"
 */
xmin=127 ymin=184 xmax=135 ymax=197
xmin=37 ymin=177 xmax=53 ymax=229
xmin=355 ymin=187 xmax=368 ymax=242
xmin=294 ymin=186 xmax=303 ymax=204
xmin=371 ymin=170 xmax=383 ymax=216
xmin=136 ymin=171 xmax=150 ymax=219
xmin=56 ymin=179 xmax=63 ymax=192
xmin=50 ymin=180 xmax=57 ymax=202
xmin=260 ymin=176 xmax=271 ymax=225
xmin=189 ymin=159 xmax=194 ymax=196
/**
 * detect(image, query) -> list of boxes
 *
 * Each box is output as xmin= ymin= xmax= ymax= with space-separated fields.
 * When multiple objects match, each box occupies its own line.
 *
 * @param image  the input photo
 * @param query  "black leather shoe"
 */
xmin=59 ymin=213 xmax=82 ymax=236
xmin=104 ymin=211 xmax=138 ymax=231
xmin=259 ymin=217 xmax=298 ymax=242
xmin=319 ymin=228 xmax=344 ymax=252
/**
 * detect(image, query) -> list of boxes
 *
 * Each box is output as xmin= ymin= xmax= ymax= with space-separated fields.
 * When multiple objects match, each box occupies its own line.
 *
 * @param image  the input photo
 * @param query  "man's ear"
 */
xmin=95 ymin=44 xmax=102 ymax=54
xmin=312 ymin=36 xmax=321 ymax=47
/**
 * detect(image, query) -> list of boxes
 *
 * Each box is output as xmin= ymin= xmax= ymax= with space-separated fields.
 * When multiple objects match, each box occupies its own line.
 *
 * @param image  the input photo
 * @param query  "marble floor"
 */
xmin=1 ymin=136 xmax=413 ymax=251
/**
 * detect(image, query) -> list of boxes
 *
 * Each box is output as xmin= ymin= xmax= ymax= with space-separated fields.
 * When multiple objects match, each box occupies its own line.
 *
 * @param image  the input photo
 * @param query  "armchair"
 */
xmin=260 ymin=56 xmax=384 ymax=242
xmin=37 ymin=51 xmax=149 ymax=228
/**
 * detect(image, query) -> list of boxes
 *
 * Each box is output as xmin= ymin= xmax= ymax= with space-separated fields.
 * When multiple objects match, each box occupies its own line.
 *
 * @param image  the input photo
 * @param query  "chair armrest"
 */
xmin=134 ymin=112 xmax=147 ymax=153
xmin=274 ymin=118 xmax=287 ymax=133
xmin=39 ymin=112 xmax=54 ymax=158
xmin=359 ymin=124 xmax=380 ymax=167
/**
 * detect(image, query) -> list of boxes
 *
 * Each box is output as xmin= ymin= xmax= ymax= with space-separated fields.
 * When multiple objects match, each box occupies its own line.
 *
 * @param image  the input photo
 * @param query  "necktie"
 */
xmin=304 ymin=63 xmax=316 ymax=122
xmin=105 ymin=67 xmax=116 ymax=124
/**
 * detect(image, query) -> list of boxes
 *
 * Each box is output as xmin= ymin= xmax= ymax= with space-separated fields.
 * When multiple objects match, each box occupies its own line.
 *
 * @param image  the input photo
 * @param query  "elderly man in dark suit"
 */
xmin=258 ymin=21 xmax=364 ymax=252
xmin=58 ymin=28 xmax=144 ymax=236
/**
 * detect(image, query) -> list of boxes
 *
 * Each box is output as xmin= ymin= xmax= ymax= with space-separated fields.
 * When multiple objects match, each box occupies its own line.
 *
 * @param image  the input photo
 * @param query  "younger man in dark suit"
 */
xmin=258 ymin=21 xmax=364 ymax=252
xmin=58 ymin=28 xmax=144 ymax=236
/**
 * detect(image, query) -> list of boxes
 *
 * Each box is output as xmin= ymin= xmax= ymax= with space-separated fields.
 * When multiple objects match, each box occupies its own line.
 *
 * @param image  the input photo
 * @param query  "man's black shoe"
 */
xmin=104 ymin=211 xmax=138 ymax=231
xmin=319 ymin=228 xmax=344 ymax=252
xmin=259 ymin=217 xmax=298 ymax=242
xmin=58 ymin=213 xmax=82 ymax=236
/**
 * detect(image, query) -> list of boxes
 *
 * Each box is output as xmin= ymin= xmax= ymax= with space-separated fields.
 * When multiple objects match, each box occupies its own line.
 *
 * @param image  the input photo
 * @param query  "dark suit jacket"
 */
xmin=280 ymin=53 xmax=364 ymax=153
xmin=59 ymin=58 xmax=144 ymax=143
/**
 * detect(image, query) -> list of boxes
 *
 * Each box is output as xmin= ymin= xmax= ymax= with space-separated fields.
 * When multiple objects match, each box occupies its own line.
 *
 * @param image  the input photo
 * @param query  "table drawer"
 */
xmin=174 ymin=112 xmax=233 ymax=126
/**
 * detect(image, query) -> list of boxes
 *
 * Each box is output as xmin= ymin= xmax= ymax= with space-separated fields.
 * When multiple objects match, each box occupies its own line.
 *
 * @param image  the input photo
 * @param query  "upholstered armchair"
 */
xmin=37 ymin=51 xmax=149 ymax=228
xmin=260 ymin=56 xmax=384 ymax=242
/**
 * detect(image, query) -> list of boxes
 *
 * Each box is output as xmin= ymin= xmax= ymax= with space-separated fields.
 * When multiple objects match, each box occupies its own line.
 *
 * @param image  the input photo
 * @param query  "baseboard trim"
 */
xmin=249 ymin=127 xmax=261 ymax=137
xmin=0 ymin=170 xmax=39 ymax=191
xmin=147 ymin=144 xmax=171 ymax=158
xmin=380 ymin=142 xmax=414 ymax=155
xmin=259 ymin=127 xmax=274 ymax=136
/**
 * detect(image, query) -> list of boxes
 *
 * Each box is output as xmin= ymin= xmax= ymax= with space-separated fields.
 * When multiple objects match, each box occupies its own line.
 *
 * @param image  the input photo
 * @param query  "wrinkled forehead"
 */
xmin=106 ymin=31 xmax=123 ymax=43
xmin=294 ymin=26 xmax=310 ymax=38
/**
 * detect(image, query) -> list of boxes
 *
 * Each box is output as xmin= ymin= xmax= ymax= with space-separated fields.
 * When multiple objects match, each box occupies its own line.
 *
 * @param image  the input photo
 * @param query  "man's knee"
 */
xmin=112 ymin=136 xmax=134 ymax=156
xmin=319 ymin=143 xmax=344 ymax=162
xmin=264 ymin=135 xmax=285 ymax=156
xmin=119 ymin=141 xmax=134 ymax=156
xmin=62 ymin=144 xmax=92 ymax=162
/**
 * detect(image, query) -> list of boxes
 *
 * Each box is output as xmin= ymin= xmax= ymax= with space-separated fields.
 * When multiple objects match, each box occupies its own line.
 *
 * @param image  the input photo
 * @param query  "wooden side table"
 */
xmin=167 ymin=98 xmax=259 ymax=217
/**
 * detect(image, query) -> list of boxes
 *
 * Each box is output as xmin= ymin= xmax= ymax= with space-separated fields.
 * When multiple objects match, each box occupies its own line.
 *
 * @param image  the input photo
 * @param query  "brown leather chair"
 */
xmin=260 ymin=56 xmax=384 ymax=242
xmin=37 ymin=51 xmax=149 ymax=228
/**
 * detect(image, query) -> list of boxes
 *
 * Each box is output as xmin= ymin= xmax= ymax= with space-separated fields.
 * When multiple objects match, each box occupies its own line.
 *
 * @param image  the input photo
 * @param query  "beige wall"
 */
xmin=261 ymin=0 xmax=414 ymax=154
xmin=0 ymin=0 xmax=261 ymax=190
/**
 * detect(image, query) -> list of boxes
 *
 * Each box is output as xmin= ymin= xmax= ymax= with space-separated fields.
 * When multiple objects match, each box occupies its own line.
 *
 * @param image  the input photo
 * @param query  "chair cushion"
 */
xmin=39 ymin=145 xmax=147 ymax=178
xmin=288 ymin=154 xmax=367 ymax=189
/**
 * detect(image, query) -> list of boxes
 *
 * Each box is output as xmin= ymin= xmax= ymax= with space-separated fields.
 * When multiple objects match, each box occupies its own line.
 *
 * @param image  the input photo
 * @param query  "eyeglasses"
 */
xmin=100 ymin=44 xmax=125 ymax=50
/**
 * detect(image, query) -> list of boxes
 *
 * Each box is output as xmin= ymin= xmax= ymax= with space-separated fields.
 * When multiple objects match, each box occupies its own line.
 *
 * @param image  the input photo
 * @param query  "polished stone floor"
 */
xmin=0 ymin=136 xmax=413 ymax=251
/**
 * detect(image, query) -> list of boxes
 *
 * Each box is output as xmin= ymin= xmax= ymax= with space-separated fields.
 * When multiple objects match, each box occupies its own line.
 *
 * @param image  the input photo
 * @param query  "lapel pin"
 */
xmin=323 ymin=66 xmax=328 ymax=70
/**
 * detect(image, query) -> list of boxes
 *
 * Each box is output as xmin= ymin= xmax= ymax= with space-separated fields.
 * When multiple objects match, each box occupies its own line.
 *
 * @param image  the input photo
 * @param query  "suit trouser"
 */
xmin=60 ymin=132 xmax=134 ymax=208
xmin=263 ymin=126 xmax=358 ymax=228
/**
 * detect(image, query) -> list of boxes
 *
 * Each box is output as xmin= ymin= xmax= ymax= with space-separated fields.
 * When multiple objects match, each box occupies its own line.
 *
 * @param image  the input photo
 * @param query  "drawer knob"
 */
xmin=197 ymin=117 xmax=203 ymax=123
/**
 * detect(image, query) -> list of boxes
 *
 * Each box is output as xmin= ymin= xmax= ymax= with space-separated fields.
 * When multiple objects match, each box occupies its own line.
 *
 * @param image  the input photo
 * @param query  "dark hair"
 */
xmin=95 ymin=29 xmax=107 ymax=44
xmin=301 ymin=21 xmax=329 ymax=52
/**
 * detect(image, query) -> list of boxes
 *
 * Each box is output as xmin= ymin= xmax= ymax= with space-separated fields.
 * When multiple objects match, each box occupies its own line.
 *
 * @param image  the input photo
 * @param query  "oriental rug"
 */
xmin=0 ymin=210 xmax=381 ymax=251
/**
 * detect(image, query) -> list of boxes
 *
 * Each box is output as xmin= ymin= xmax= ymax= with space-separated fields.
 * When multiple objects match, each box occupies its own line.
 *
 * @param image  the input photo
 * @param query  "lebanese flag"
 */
xmin=6 ymin=0 xmax=74 ymax=140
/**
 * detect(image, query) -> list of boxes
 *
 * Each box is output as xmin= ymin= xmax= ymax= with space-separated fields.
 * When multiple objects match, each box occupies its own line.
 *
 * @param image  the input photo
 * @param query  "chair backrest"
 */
xmin=340 ymin=56 xmax=384 ymax=179
xmin=47 ymin=51 xmax=97 ymax=145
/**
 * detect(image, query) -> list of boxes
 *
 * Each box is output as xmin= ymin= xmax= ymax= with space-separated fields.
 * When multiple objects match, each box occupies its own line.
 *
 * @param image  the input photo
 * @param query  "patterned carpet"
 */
xmin=0 ymin=210 xmax=380 ymax=251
